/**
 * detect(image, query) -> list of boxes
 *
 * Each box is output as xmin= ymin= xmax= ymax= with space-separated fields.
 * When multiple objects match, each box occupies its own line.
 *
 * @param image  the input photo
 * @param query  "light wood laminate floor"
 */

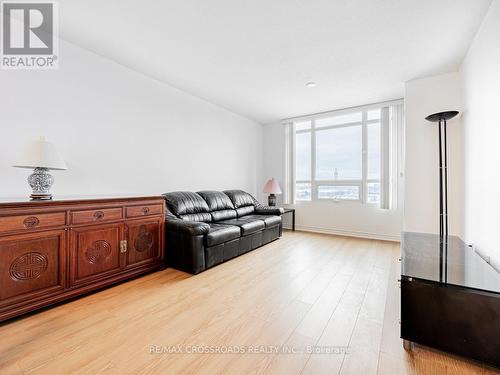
xmin=0 ymin=231 xmax=498 ymax=375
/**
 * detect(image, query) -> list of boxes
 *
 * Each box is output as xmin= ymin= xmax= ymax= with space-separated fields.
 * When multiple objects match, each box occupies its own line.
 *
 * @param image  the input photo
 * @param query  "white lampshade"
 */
xmin=13 ymin=137 xmax=67 ymax=170
xmin=263 ymin=178 xmax=282 ymax=194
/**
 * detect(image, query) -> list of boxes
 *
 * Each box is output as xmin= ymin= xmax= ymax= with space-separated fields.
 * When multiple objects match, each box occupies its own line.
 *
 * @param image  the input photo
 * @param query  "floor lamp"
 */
xmin=425 ymin=110 xmax=459 ymax=281
xmin=425 ymin=111 xmax=459 ymax=238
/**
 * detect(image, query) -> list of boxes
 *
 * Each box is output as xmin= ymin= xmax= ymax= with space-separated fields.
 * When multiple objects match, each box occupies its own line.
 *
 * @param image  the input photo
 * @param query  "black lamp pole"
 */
xmin=425 ymin=111 xmax=459 ymax=282
xmin=425 ymin=110 xmax=459 ymax=239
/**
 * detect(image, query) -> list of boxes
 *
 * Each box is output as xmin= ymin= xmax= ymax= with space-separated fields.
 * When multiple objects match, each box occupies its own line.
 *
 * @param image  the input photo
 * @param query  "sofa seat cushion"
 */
xmin=217 ymin=218 xmax=265 ymax=236
xmin=206 ymin=223 xmax=241 ymax=247
xmin=243 ymin=214 xmax=281 ymax=228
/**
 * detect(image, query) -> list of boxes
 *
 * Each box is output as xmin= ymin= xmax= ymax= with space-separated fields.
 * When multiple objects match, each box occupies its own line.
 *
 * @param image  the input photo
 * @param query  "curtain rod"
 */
xmin=281 ymin=98 xmax=404 ymax=123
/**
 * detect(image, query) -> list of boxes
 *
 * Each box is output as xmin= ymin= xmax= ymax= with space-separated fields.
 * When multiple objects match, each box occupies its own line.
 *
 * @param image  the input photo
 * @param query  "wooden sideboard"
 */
xmin=0 ymin=196 xmax=165 ymax=322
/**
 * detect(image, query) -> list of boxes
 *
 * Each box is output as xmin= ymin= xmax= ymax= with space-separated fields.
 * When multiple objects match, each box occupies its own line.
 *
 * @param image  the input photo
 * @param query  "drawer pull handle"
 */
xmin=94 ymin=211 xmax=105 ymax=220
xmin=142 ymin=207 xmax=150 ymax=215
xmin=120 ymin=240 xmax=128 ymax=253
xmin=23 ymin=216 xmax=40 ymax=228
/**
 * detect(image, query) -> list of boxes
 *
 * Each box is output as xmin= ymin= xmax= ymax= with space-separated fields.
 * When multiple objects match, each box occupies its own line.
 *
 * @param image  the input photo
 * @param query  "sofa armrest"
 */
xmin=254 ymin=206 xmax=285 ymax=215
xmin=166 ymin=218 xmax=210 ymax=236
xmin=250 ymin=196 xmax=285 ymax=215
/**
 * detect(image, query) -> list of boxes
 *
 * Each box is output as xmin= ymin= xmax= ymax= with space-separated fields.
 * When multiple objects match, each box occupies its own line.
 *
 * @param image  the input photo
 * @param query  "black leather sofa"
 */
xmin=163 ymin=190 xmax=284 ymax=274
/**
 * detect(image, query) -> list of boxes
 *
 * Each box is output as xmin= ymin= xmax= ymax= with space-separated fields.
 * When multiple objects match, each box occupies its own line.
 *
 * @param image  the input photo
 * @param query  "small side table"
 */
xmin=281 ymin=208 xmax=295 ymax=231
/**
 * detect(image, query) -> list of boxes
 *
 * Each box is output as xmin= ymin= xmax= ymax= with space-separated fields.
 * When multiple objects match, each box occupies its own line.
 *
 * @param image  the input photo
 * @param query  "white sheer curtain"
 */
xmin=283 ymin=121 xmax=295 ymax=205
xmin=390 ymin=102 xmax=405 ymax=210
xmin=380 ymin=106 xmax=390 ymax=209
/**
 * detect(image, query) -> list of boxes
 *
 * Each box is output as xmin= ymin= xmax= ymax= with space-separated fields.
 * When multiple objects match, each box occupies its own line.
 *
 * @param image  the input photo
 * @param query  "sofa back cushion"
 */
xmin=163 ymin=191 xmax=212 ymax=222
xmin=197 ymin=190 xmax=237 ymax=221
xmin=223 ymin=190 xmax=256 ymax=217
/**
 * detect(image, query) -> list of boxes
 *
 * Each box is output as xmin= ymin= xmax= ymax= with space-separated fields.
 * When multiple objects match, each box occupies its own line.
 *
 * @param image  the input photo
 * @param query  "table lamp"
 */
xmin=13 ymin=137 xmax=67 ymax=200
xmin=263 ymin=178 xmax=282 ymax=206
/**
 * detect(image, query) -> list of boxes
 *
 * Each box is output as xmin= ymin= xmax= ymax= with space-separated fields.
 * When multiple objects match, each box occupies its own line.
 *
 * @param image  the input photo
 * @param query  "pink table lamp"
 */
xmin=263 ymin=178 xmax=282 ymax=206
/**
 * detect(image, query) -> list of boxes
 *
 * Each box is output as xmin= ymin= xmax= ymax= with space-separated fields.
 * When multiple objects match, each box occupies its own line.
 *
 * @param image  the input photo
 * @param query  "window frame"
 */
xmin=294 ymin=108 xmax=382 ymax=204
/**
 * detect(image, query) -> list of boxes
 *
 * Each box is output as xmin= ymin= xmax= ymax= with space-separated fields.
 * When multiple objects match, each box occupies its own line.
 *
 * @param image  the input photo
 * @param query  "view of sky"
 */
xmin=296 ymin=122 xmax=380 ymax=181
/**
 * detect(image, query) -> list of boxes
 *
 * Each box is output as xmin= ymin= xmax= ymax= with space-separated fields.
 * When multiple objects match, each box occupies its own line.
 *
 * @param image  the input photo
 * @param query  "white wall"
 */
xmin=460 ymin=0 xmax=500 ymax=266
xmin=0 ymin=40 xmax=264 ymax=198
xmin=263 ymin=122 xmax=403 ymax=241
xmin=403 ymin=72 xmax=463 ymax=236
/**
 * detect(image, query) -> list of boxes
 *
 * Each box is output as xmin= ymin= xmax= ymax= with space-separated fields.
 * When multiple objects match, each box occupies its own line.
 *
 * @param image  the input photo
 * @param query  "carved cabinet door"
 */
xmin=0 ymin=230 xmax=66 ymax=309
xmin=69 ymin=223 xmax=124 ymax=286
xmin=124 ymin=218 xmax=162 ymax=269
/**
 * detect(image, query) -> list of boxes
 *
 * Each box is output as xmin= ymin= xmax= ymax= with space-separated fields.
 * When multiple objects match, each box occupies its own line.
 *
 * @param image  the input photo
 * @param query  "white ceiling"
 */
xmin=60 ymin=0 xmax=491 ymax=124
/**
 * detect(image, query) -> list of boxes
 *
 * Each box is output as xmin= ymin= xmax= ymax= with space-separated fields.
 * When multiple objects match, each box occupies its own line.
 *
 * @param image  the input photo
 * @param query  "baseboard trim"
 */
xmin=283 ymin=224 xmax=400 ymax=242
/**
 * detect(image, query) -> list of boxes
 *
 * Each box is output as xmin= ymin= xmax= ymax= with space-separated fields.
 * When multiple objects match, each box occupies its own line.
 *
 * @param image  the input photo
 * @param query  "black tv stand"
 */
xmin=400 ymin=232 xmax=500 ymax=368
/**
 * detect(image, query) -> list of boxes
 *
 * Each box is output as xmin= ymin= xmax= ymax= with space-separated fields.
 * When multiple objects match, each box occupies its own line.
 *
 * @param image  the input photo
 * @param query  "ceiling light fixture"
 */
xmin=305 ymin=82 xmax=317 ymax=88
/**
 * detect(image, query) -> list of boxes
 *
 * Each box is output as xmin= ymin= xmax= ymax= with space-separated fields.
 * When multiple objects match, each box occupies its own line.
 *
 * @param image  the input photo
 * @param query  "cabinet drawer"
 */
xmin=71 ymin=208 xmax=123 ymax=225
xmin=126 ymin=204 xmax=163 ymax=218
xmin=0 ymin=212 xmax=66 ymax=233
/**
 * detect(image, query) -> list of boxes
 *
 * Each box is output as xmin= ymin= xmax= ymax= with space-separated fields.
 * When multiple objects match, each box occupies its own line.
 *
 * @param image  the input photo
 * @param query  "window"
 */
xmin=286 ymin=102 xmax=403 ymax=207
xmin=367 ymin=182 xmax=380 ymax=203
xmin=315 ymin=125 xmax=362 ymax=180
xmin=295 ymin=120 xmax=312 ymax=131
xmin=318 ymin=185 xmax=359 ymax=200
xmin=296 ymin=182 xmax=311 ymax=201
